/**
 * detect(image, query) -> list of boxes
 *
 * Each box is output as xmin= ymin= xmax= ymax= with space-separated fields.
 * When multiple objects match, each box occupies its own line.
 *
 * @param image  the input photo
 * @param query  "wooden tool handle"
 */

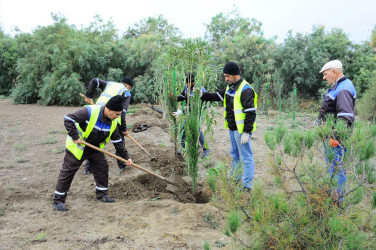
xmin=80 ymin=141 xmax=171 ymax=183
xmin=126 ymin=134 xmax=156 ymax=159
xmin=79 ymin=93 xmax=94 ymax=105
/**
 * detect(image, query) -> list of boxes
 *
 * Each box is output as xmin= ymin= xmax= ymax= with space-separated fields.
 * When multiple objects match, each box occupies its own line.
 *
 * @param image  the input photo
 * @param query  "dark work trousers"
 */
xmin=53 ymin=150 xmax=109 ymax=204
xmin=84 ymin=126 xmax=126 ymax=170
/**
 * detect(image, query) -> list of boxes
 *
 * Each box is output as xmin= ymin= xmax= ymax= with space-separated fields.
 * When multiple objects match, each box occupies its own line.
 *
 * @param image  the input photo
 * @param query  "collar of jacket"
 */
xmin=331 ymin=75 xmax=348 ymax=90
xmin=99 ymin=106 xmax=112 ymax=124
xmin=229 ymin=77 xmax=243 ymax=91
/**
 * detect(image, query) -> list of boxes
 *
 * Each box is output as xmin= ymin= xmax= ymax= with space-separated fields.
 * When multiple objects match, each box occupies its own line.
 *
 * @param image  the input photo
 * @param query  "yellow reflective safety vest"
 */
xmin=96 ymin=81 xmax=127 ymax=125
xmin=223 ymin=80 xmax=258 ymax=133
xmin=65 ymin=105 xmax=118 ymax=160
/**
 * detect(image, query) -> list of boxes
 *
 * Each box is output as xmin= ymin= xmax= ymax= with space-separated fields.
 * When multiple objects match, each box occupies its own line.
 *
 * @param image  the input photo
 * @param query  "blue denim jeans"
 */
xmin=324 ymin=143 xmax=346 ymax=201
xmin=229 ymin=130 xmax=255 ymax=188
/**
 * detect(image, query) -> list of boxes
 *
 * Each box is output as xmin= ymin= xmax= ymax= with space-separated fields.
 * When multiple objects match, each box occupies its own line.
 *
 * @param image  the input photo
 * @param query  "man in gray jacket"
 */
xmin=318 ymin=59 xmax=356 ymax=203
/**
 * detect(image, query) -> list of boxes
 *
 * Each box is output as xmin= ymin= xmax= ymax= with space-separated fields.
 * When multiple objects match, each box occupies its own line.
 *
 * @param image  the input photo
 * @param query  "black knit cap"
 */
xmin=223 ymin=62 xmax=240 ymax=75
xmin=105 ymin=95 xmax=124 ymax=111
xmin=185 ymin=72 xmax=195 ymax=83
xmin=121 ymin=76 xmax=134 ymax=87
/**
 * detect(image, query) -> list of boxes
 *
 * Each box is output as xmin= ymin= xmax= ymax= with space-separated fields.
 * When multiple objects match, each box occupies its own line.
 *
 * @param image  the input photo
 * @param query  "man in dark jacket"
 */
xmin=53 ymin=95 xmax=133 ymax=211
xmin=318 ymin=59 xmax=356 ymax=202
xmin=173 ymin=72 xmax=210 ymax=158
xmin=83 ymin=76 xmax=134 ymax=173
xmin=201 ymin=62 xmax=257 ymax=191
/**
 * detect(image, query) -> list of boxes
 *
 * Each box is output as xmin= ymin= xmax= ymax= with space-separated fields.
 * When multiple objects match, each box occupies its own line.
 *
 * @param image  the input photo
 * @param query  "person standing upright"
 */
xmin=83 ymin=76 xmax=134 ymax=173
xmin=173 ymin=72 xmax=210 ymax=158
xmin=318 ymin=59 xmax=356 ymax=203
xmin=201 ymin=62 xmax=257 ymax=191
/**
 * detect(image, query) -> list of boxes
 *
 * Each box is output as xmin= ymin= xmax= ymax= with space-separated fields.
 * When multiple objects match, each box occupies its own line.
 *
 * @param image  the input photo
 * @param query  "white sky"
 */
xmin=0 ymin=0 xmax=375 ymax=44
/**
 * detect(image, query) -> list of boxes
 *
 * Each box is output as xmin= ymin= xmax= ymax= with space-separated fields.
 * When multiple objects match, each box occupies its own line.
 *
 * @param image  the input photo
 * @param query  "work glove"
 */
xmin=193 ymin=87 xmax=203 ymax=97
xmin=241 ymin=132 xmax=250 ymax=144
xmin=172 ymin=110 xmax=183 ymax=117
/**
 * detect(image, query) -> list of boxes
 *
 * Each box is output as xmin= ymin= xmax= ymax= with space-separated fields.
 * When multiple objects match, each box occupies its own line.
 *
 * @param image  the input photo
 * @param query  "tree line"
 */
xmin=0 ymin=9 xmax=375 ymax=119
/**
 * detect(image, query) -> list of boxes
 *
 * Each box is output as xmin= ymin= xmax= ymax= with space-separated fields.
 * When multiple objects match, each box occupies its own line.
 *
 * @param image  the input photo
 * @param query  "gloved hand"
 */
xmin=241 ymin=132 xmax=250 ymax=144
xmin=193 ymin=87 xmax=202 ymax=97
xmin=172 ymin=110 xmax=183 ymax=117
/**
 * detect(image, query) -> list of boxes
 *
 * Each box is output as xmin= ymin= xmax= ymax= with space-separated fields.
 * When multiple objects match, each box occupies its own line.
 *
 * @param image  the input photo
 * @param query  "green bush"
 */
xmin=357 ymin=74 xmax=376 ymax=121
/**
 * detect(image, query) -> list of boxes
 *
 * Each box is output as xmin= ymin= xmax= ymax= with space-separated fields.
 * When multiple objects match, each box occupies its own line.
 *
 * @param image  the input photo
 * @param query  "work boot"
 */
xmin=84 ymin=164 xmax=92 ymax=175
xmin=240 ymin=186 xmax=252 ymax=193
xmin=53 ymin=202 xmax=68 ymax=212
xmin=119 ymin=166 xmax=130 ymax=172
xmin=201 ymin=149 xmax=210 ymax=159
xmin=97 ymin=195 xmax=115 ymax=203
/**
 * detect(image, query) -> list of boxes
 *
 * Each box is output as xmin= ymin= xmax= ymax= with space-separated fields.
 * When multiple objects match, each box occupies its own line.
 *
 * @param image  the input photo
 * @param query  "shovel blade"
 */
xmin=166 ymin=175 xmax=186 ymax=193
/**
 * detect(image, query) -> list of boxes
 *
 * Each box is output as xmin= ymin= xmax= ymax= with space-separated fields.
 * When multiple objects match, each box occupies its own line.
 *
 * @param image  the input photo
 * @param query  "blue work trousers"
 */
xmin=229 ymin=130 xmax=255 ymax=188
xmin=324 ymin=143 xmax=346 ymax=201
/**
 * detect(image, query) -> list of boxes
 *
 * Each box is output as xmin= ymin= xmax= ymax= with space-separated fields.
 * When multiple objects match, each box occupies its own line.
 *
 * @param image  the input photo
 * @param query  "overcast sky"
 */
xmin=0 ymin=0 xmax=375 ymax=44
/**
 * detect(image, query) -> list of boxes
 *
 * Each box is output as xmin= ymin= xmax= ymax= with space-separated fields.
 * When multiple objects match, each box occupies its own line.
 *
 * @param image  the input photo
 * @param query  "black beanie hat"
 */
xmin=185 ymin=72 xmax=195 ymax=83
xmin=105 ymin=95 xmax=124 ymax=111
xmin=223 ymin=62 xmax=240 ymax=75
xmin=121 ymin=76 xmax=134 ymax=87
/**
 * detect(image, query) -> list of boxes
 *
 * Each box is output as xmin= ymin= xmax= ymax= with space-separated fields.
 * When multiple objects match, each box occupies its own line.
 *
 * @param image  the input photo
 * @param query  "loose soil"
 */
xmin=0 ymin=98 xmax=314 ymax=249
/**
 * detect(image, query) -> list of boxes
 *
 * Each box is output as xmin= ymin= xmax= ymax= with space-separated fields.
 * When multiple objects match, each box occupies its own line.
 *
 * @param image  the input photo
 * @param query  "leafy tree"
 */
xmin=356 ymin=73 xmax=376 ymax=121
xmin=120 ymin=15 xmax=182 ymax=103
xmin=204 ymin=8 xmax=262 ymax=50
xmin=0 ymin=34 xmax=19 ymax=95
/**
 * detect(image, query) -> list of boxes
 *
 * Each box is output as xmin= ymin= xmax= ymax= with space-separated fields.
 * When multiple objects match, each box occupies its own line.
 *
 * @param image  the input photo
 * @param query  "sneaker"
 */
xmin=84 ymin=165 xmax=92 ymax=175
xmin=201 ymin=149 xmax=210 ymax=159
xmin=97 ymin=195 xmax=115 ymax=203
xmin=53 ymin=203 xmax=68 ymax=211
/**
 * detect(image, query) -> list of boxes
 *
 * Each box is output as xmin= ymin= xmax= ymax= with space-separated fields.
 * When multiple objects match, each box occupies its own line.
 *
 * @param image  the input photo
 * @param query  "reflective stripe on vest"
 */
xmin=65 ymin=105 xmax=117 ymax=160
xmin=223 ymin=80 xmax=258 ymax=133
xmin=96 ymin=82 xmax=127 ymax=106
xmin=96 ymin=81 xmax=127 ymax=126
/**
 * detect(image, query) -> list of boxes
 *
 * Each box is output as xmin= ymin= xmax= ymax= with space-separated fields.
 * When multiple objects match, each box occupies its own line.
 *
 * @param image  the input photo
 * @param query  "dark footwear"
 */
xmin=97 ymin=195 xmax=115 ymax=203
xmin=240 ymin=186 xmax=252 ymax=193
xmin=84 ymin=166 xmax=92 ymax=175
xmin=177 ymin=150 xmax=182 ymax=155
xmin=53 ymin=203 xmax=68 ymax=211
xmin=201 ymin=149 xmax=210 ymax=159
xmin=119 ymin=166 xmax=130 ymax=172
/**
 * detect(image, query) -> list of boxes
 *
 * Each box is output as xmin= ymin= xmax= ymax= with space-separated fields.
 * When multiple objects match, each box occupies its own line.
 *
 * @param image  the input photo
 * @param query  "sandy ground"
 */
xmin=0 ymin=98 xmax=313 ymax=249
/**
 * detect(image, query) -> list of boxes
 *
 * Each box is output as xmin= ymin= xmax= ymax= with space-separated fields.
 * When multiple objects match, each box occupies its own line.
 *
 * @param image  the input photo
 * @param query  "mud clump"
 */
xmin=111 ymin=174 xmax=210 ymax=204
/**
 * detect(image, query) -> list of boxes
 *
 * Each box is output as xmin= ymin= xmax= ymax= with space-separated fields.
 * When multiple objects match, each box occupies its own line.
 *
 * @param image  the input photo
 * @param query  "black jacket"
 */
xmin=201 ymin=78 xmax=256 ymax=133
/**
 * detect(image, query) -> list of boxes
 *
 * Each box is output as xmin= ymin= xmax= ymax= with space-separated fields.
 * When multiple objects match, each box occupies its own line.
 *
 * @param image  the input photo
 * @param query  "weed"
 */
xmin=8 ymin=127 xmax=18 ymax=133
xmin=202 ymin=212 xmax=218 ymax=229
xmin=16 ymin=157 xmax=28 ymax=163
xmin=0 ymin=209 xmax=3 ymax=216
xmin=203 ymin=241 xmax=210 ymax=250
xmin=39 ymin=137 xmax=58 ymax=145
xmin=214 ymin=240 xmax=226 ymax=247
xmin=4 ymin=183 xmax=21 ymax=190
xmin=14 ymin=142 xmax=27 ymax=151
xmin=49 ymin=129 xmax=66 ymax=134
xmin=159 ymin=142 xmax=166 ymax=147
xmin=170 ymin=207 xmax=179 ymax=214
xmin=34 ymin=231 xmax=47 ymax=242
xmin=52 ymin=147 xmax=65 ymax=154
